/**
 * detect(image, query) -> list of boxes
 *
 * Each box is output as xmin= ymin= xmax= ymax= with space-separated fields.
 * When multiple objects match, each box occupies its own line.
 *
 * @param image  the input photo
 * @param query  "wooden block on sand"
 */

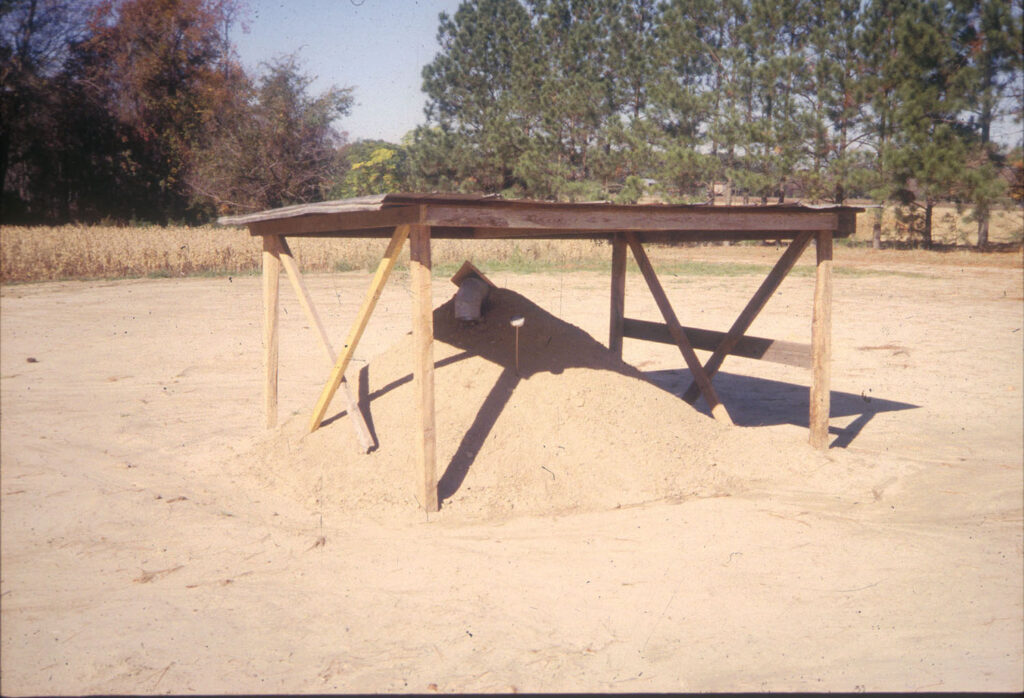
xmin=450 ymin=260 xmax=496 ymax=289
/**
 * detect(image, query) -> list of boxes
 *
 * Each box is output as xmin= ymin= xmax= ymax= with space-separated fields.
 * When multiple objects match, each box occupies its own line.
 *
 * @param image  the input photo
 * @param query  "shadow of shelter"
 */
xmin=644 ymin=368 xmax=919 ymax=449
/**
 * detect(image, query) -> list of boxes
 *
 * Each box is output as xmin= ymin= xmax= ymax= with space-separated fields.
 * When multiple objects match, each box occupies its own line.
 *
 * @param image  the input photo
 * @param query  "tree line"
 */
xmin=3 ymin=0 xmax=1022 ymax=247
xmin=2 ymin=0 xmax=353 ymax=225
xmin=413 ymin=0 xmax=1022 ymax=246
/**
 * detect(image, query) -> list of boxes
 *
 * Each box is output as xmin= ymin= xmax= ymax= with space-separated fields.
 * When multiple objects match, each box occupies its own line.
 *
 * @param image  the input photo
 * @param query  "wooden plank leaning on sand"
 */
xmin=263 ymin=235 xmax=374 ymax=452
xmin=308 ymin=224 xmax=411 ymax=434
xmin=624 ymin=232 xmax=734 ymax=426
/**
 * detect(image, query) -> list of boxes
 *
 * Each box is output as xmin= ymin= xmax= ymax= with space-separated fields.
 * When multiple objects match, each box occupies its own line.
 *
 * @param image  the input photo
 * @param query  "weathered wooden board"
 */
xmin=681 ymin=230 xmax=815 ymax=403
xmin=410 ymin=223 xmax=439 ymax=513
xmin=609 ymin=234 xmax=627 ymax=358
xmin=269 ymin=235 xmax=374 ymax=452
xmin=626 ymin=232 xmax=733 ymax=426
xmin=810 ymin=231 xmax=834 ymax=449
xmin=223 ymin=194 xmax=862 ymax=241
xmin=308 ymin=224 xmax=411 ymax=433
xmin=621 ymin=318 xmax=811 ymax=368
xmin=262 ymin=237 xmax=280 ymax=429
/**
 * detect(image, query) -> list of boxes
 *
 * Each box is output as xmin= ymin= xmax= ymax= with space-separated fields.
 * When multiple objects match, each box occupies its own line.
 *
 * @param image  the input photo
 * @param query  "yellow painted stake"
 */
xmin=308 ymin=225 xmax=411 ymax=433
xmin=268 ymin=235 xmax=374 ymax=451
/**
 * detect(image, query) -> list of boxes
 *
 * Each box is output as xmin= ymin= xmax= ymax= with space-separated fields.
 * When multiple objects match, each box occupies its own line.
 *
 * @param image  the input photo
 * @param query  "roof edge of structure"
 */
xmin=218 ymin=191 xmax=864 ymax=226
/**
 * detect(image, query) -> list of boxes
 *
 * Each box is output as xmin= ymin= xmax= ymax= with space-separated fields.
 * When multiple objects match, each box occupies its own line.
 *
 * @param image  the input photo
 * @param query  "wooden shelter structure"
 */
xmin=220 ymin=193 xmax=861 ymax=512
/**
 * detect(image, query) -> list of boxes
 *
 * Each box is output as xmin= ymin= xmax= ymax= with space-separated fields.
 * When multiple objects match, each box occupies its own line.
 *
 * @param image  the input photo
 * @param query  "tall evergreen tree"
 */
xmin=420 ymin=0 xmax=540 ymax=193
xmin=524 ymin=0 xmax=616 ymax=196
xmin=950 ymin=0 xmax=1022 ymax=246
xmin=804 ymin=0 xmax=871 ymax=203
xmin=889 ymin=0 xmax=971 ymax=246
xmin=861 ymin=0 xmax=911 ymax=247
xmin=741 ymin=0 xmax=813 ymax=203
xmin=649 ymin=0 xmax=718 ymax=201
xmin=699 ymin=0 xmax=752 ymax=203
xmin=589 ymin=0 xmax=659 ymax=197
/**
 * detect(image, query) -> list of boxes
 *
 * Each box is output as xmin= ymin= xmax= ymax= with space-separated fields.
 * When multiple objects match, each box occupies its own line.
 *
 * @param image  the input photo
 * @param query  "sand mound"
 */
xmin=236 ymin=286 xmax=846 ymax=523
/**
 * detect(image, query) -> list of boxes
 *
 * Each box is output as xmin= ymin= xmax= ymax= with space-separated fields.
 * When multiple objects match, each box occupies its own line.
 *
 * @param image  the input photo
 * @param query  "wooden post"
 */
xmin=262 ymin=236 xmax=281 ymax=429
xmin=625 ymin=233 xmax=733 ymax=426
xmin=609 ymin=233 xmax=627 ymax=359
xmin=810 ymin=230 xmax=833 ymax=449
xmin=410 ymin=223 xmax=439 ymax=513
xmin=681 ymin=230 xmax=814 ymax=403
xmin=308 ymin=224 xmax=410 ymax=433
xmin=270 ymin=235 xmax=373 ymax=451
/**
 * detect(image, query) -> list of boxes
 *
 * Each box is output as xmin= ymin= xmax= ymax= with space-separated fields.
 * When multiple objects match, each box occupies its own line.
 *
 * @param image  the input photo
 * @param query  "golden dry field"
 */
xmin=0 ymin=224 xmax=616 ymax=283
xmin=1 ymin=203 xmax=1021 ymax=283
xmin=850 ymin=203 xmax=1024 ymax=246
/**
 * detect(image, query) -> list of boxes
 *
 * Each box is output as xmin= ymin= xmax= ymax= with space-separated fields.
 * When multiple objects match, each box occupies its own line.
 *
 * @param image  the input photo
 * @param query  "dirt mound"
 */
xmin=237 ymin=286 xmax=838 ymax=523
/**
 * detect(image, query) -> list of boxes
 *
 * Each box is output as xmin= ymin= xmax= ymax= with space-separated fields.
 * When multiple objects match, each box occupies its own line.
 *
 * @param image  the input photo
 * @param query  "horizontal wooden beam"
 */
xmin=421 ymin=202 xmax=841 ymax=234
xmin=249 ymin=206 xmax=418 ymax=237
xmin=244 ymin=226 xmax=853 ymax=242
xmin=455 ymin=228 xmax=827 ymax=242
xmin=622 ymin=318 xmax=811 ymax=369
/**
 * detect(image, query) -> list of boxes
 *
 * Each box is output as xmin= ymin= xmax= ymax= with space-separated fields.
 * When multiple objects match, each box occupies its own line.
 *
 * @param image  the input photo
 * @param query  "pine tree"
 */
xmin=589 ymin=0 xmax=659 ymax=197
xmin=889 ymin=0 xmax=970 ymax=247
xmin=861 ymin=0 xmax=911 ymax=247
xmin=420 ymin=0 xmax=540 ymax=193
xmin=648 ymin=0 xmax=718 ymax=201
xmin=950 ymin=0 xmax=1022 ymax=247
xmin=525 ymin=0 xmax=613 ymax=196
xmin=735 ymin=0 xmax=813 ymax=203
xmin=804 ymin=0 xmax=871 ymax=203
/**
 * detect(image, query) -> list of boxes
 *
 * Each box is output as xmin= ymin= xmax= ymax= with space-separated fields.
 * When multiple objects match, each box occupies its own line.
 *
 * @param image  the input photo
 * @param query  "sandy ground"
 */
xmin=1 ymin=248 xmax=1022 ymax=694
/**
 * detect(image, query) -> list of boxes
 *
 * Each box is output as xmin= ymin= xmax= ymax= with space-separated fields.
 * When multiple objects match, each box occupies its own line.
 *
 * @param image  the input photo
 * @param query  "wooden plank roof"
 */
xmin=218 ymin=192 xmax=863 ymax=242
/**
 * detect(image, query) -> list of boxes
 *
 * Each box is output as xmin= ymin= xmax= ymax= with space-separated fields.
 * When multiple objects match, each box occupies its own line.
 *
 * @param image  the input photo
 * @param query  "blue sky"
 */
xmin=231 ymin=1 xmax=1023 ymax=149
xmin=232 ymin=0 xmax=465 ymax=144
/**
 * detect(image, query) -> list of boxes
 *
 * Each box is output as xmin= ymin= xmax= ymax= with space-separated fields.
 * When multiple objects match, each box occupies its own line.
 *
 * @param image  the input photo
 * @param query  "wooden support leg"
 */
xmin=609 ymin=233 xmax=626 ymax=359
xmin=262 ymin=236 xmax=281 ymax=429
xmin=410 ymin=224 xmax=439 ymax=513
xmin=309 ymin=224 xmax=411 ymax=433
xmin=269 ymin=235 xmax=374 ymax=452
xmin=625 ymin=233 xmax=733 ymax=426
xmin=810 ymin=230 xmax=833 ymax=449
xmin=682 ymin=230 xmax=815 ymax=403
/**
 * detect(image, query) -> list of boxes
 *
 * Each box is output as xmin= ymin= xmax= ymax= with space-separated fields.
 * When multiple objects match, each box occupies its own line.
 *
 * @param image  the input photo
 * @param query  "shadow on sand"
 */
xmin=327 ymin=286 xmax=919 ymax=503
xmin=341 ymin=287 xmax=654 ymax=501
xmin=644 ymin=369 xmax=919 ymax=449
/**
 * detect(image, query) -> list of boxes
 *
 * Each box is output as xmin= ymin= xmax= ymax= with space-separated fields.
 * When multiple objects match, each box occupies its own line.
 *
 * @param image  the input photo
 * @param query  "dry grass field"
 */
xmin=0 ymin=224 xmax=613 ymax=283
xmin=2 ymin=203 xmax=1021 ymax=284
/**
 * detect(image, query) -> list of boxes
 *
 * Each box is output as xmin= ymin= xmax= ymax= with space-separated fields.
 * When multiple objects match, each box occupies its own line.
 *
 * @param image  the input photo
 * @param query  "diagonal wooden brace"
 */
xmin=681 ymin=231 xmax=814 ymax=404
xmin=264 ymin=235 xmax=374 ymax=451
xmin=625 ymin=232 xmax=733 ymax=425
xmin=308 ymin=224 xmax=411 ymax=433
